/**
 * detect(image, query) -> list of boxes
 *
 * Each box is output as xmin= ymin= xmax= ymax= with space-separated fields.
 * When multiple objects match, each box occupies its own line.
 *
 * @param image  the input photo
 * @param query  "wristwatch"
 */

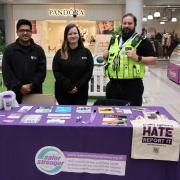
xmin=138 ymin=56 xmax=142 ymax=62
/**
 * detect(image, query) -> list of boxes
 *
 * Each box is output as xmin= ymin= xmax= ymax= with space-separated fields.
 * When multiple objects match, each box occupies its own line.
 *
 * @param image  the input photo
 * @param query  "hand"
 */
xmin=103 ymin=50 xmax=109 ymax=61
xmin=68 ymin=86 xmax=78 ymax=94
xmin=126 ymin=50 xmax=138 ymax=61
xmin=20 ymin=84 xmax=32 ymax=95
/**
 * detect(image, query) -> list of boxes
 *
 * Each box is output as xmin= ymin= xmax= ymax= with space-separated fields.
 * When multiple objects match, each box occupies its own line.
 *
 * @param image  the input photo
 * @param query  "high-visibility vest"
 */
xmin=105 ymin=34 xmax=145 ymax=79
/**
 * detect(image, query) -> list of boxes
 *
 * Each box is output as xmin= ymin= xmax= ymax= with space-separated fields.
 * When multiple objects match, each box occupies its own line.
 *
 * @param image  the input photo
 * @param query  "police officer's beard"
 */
xmin=122 ymin=28 xmax=135 ymax=41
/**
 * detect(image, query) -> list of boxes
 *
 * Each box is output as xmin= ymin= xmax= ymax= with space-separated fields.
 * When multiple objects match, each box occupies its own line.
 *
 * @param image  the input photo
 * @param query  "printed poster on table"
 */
xmin=131 ymin=118 xmax=180 ymax=161
xmin=35 ymin=146 xmax=127 ymax=176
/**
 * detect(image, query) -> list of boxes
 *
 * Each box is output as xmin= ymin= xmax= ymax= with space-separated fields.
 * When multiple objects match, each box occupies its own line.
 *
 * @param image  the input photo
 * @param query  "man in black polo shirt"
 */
xmin=2 ymin=19 xmax=46 ymax=103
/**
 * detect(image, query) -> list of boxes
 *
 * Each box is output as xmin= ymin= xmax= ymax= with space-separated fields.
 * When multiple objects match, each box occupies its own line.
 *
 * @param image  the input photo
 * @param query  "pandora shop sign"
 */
xmin=48 ymin=8 xmax=85 ymax=17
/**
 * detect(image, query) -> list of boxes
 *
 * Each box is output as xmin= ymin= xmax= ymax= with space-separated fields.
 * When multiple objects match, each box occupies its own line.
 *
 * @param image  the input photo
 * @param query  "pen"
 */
xmin=89 ymin=109 xmax=97 ymax=123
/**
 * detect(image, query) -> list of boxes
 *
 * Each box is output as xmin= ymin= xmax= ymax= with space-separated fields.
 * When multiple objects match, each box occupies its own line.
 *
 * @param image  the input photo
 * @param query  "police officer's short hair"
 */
xmin=16 ymin=19 xmax=32 ymax=31
xmin=122 ymin=13 xmax=137 ymax=27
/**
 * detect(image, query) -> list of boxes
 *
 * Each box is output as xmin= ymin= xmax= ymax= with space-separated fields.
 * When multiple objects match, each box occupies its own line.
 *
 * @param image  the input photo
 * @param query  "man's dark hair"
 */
xmin=122 ymin=13 xmax=137 ymax=26
xmin=16 ymin=19 xmax=32 ymax=31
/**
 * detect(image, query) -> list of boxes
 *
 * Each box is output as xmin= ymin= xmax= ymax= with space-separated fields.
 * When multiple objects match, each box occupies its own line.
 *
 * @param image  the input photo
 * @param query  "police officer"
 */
xmin=103 ymin=13 xmax=157 ymax=106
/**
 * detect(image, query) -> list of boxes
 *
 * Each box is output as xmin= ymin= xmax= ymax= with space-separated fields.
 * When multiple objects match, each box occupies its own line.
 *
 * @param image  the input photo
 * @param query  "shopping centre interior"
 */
xmin=0 ymin=0 xmax=180 ymax=120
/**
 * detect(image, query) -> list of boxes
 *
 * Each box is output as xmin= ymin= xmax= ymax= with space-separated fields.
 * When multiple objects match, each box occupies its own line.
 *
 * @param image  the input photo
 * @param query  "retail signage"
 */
xmin=48 ymin=8 xmax=85 ymax=17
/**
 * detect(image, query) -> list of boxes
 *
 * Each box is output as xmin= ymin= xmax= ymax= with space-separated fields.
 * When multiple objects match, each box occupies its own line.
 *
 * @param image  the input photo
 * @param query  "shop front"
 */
xmin=12 ymin=4 xmax=124 ymax=69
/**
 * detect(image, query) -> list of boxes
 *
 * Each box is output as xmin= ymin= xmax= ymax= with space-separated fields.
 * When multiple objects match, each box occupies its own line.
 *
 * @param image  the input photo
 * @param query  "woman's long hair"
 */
xmin=61 ymin=23 xmax=84 ymax=59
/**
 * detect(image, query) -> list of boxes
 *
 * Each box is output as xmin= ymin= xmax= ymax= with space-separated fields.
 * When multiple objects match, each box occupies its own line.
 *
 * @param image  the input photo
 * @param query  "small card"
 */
xmin=76 ymin=106 xmax=91 ymax=113
xmin=2 ymin=119 xmax=15 ymax=123
xmin=21 ymin=114 xmax=42 ymax=124
xmin=47 ymin=119 xmax=65 ymax=124
xmin=98 ymin=107 xmax=114 ymax=114
xmin=18 ymin=106 xmax=33 ymax=112
xmin=55 ymin=106 xmax=72 ymax=113
xmin=7 ymin=113 xmax=22 ymax=119
xmin=35 ymin=106 xmax=52 ymax=113
xmin=115 ymin=107 xmax=132 ymax=114
xmin=48 ymin=113 xmax=71 ymax=118
xmin=102 ymin=115 xmax=127 ymax=126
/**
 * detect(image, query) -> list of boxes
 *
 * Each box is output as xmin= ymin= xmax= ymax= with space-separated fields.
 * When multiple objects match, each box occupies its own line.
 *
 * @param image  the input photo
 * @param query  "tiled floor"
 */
xmin=143 ymin=61 xmax=180 ymax=122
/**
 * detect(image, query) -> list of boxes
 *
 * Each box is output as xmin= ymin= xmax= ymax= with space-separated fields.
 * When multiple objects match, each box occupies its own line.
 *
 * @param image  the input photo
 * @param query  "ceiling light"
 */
xmin=154 ymin=11 xmax=160 ymax=18
xmin=147 ymin=14 xmax=153 ymax=20
xmin=142 ymin=16 xmax=147 ymax=22
xmin=161 ymin=16 xmax=169 ymax=22
xmin=160 ymin=21 xmax=165 ymax=25
xmin=171 ymin=17 xmax=177 ymax=22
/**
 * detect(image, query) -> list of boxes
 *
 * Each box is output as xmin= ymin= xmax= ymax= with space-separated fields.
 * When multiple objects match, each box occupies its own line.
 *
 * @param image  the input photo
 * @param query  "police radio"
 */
xmin=131 ymin=35 xmax=142 ymax=47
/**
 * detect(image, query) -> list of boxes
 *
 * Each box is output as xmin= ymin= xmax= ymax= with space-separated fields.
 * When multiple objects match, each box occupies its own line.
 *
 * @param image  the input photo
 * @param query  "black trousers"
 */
xmin=106 ymin=78 xmax=144 ymax=106
xmin=55 ymin=85 xmax=89 ymax=105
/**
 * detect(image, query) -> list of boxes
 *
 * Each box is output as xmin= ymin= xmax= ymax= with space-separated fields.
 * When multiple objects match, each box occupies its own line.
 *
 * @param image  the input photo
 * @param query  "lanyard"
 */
xmin=118 ymin=32 xmax=137 ymax=55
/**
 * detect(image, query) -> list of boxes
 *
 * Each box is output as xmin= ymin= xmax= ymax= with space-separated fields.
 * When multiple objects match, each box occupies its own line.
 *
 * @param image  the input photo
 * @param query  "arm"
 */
xmin=2 ymin=47 xmax=22 ymax=91
xmin=31 ymin=47 xmax=47 ymax=90
xmin=76 ymin=49 xmax=94 ymax=89
xmin=52 ymin=50 xmax=74 ymax=91
xmin=126 ymin=38 xmax=157 ymax=65
xmin=126 ymin=51 xmax=157 ymax=65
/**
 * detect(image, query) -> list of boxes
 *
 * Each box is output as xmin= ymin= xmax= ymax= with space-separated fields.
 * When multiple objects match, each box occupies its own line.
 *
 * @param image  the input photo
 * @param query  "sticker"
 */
xmin=35 ymin=146 xmax=65 ymax=175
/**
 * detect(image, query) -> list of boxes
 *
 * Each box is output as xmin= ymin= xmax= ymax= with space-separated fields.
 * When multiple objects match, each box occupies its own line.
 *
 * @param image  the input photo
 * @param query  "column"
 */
xmin=4 ymin=4 xmax=15 ymax=44
xmin=126 ymin=0 xmax=143 ymax=34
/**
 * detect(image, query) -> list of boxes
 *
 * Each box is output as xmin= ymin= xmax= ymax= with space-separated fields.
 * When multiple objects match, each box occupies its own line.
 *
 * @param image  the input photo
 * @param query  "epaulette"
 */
xmin=131 ymin=34 xmax=143 ymax=47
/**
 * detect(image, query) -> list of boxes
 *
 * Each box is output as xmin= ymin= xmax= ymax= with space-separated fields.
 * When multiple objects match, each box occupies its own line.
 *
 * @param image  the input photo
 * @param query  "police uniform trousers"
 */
xmin=106 ymin=78 xmax=144 ymax=106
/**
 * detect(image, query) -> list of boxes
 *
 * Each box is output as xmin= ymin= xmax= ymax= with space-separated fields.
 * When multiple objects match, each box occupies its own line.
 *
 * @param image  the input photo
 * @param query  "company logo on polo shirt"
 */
xmin=81 ymin=56 xmax=87 ymax=60
xmin=31 ymin=56 xmax=37 ymax=60
xmin=35 ymin=146 xmax=65 ymax=175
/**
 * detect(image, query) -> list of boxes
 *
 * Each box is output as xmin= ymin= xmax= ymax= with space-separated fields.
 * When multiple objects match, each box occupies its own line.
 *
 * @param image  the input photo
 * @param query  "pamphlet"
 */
xmin=18 ymin=106 xmax=33 ymax=112
xmin=115 ymin=107 xmax=132 ymax=114
xmin=7 ymin=113 xmax=22 ymax=119
xmin=47 ymin=113 xmax=71 ymax=120
xmin=46 ymin=119 xmax=66 ymax=124
xmin=76 ymin=106 xmax=92 ymax=113
xmin=98 ymin=107 xmax=114 ymax=114
xmin=21 ymin=114 xmax=42 ymax=124
xmin=55 ymin=106 xmax=72 ymax=113
xmin=35 ymin=106 xmax=52 ymax=113
xmin=102 ymin=115 xmax=127 ymax=126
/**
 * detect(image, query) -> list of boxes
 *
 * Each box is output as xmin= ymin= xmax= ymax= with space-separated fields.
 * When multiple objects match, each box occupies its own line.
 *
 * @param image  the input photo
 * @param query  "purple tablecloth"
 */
xmin=0 ymin=105 xmax=179 ymax=180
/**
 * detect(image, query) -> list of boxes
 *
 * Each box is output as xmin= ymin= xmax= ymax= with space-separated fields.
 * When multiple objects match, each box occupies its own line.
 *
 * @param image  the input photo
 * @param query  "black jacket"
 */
xmin=2 ymin=39 xmax=46 ymax=92
xmin=52 ymin=45 xmax=94 ymax=94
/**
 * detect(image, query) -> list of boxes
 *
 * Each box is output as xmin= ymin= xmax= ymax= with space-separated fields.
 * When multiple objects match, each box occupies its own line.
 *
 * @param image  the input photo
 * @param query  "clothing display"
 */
xmin=52 ymin=45 xmax=94 ymax=105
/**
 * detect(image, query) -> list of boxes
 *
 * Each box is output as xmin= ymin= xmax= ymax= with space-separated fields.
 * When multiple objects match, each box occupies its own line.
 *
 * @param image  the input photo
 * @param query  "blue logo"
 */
xmin=35 ymin=146 xmax=65 ymax=175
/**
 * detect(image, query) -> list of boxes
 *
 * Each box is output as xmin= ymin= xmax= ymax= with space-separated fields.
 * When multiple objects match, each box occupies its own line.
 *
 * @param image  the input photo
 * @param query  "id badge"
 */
xmin=113 ymin=56 xmax=119 ymax=65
